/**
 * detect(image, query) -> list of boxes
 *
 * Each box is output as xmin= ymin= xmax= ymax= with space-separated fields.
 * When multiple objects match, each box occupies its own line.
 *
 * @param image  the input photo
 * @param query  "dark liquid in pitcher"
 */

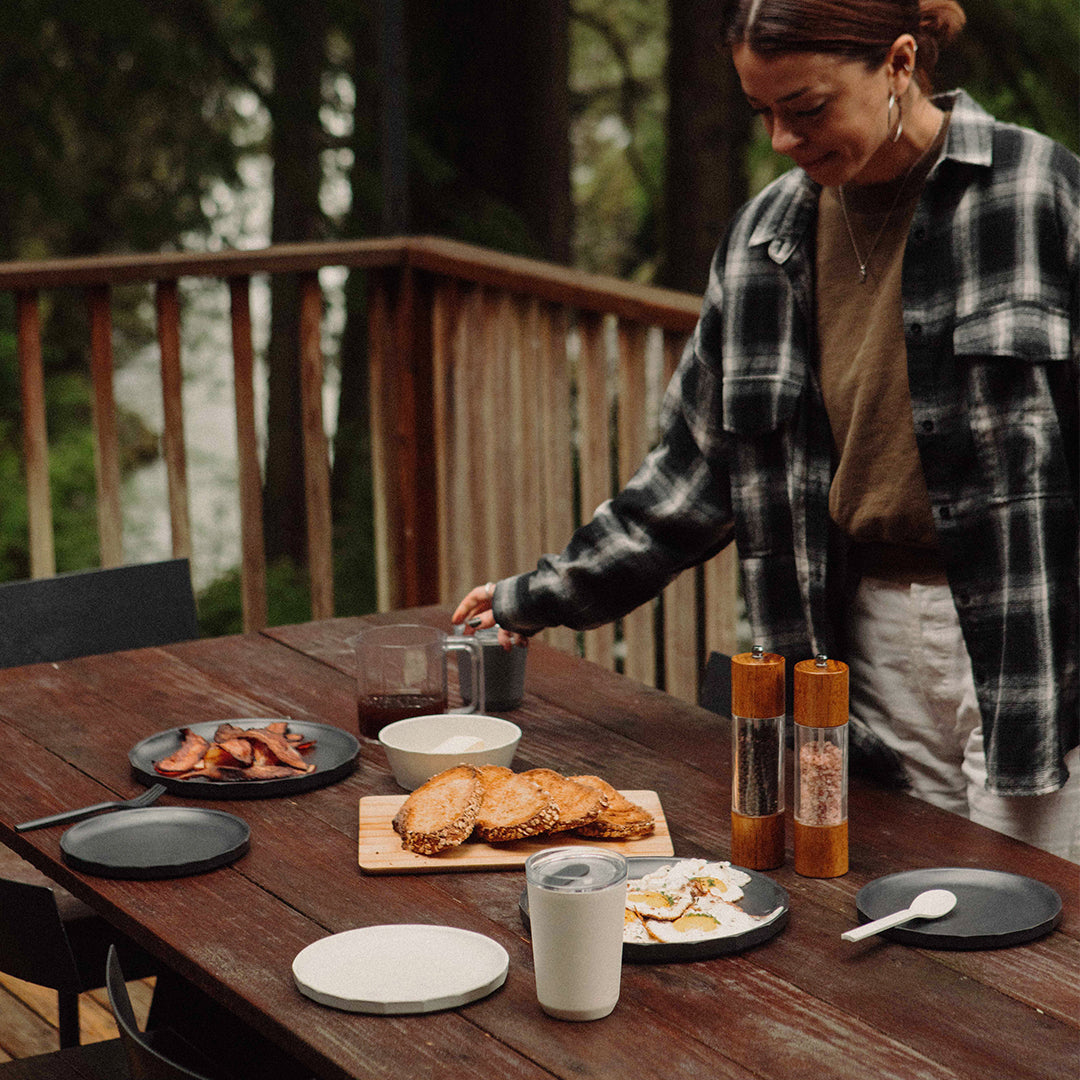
xmin=357 ymin=692 xmax=448 ymax=738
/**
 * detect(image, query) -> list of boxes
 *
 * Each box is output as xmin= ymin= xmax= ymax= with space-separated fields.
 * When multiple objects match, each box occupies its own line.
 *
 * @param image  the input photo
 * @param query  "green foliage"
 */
xmin=942 ymin=0 xmax=1079 ymax=153
xmin=570 ymin=0 xmax=667 ymax=279
xmin=0 ymin=287 xmax=102 ymax=580
xmin=0 ymin=371 xmax=103 ymax=581
xmin=0 ymin=0 xmax=243 ymax=261
xmin=196 ymin=558 xmax=315 ymax=637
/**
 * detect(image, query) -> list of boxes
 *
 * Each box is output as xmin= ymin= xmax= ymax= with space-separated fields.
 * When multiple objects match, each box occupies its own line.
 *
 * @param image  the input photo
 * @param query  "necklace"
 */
xmin=837 ymin=118 xmax=945 ymax=283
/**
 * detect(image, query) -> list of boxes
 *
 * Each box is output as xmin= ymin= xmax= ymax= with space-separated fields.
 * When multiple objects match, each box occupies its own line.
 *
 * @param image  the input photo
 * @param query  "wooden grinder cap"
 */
xmin=731 ymin=647 xmax=785 ymax=718
xmin=794 ymin=655 xmax=848 ymax=728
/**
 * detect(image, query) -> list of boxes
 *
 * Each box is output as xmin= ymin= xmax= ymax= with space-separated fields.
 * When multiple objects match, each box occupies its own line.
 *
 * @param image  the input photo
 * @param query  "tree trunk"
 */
xmin=262 ymin=0 xmax=329 ymax=565
xmin=331 ymin=2 xmax=380 ymax=617
xmin=408 ymin=0 xmax=572 ymax=263
xmin=658 ymin=0 xmax=752 ymax=293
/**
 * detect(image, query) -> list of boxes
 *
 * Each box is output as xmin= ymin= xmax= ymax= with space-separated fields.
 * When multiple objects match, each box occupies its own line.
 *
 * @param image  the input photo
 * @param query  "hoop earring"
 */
xmin=888 ymin=92 xmax=903 ymax=142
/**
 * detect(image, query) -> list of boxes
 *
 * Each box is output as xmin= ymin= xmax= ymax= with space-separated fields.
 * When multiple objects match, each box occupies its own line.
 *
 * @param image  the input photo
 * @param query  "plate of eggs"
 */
xmin=520 ymin=856 xmax=789 ymax=963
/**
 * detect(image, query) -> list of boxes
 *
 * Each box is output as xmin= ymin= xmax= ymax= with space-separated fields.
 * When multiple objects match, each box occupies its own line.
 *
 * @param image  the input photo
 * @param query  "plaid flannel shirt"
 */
xmin=497 ymin=92 xmax=1079 ymax=795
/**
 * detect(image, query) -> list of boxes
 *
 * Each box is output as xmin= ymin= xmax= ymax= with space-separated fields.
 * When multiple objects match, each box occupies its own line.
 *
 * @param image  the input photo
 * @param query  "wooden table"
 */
xmin=0 ymin=607 xmax=1075 ymax=1080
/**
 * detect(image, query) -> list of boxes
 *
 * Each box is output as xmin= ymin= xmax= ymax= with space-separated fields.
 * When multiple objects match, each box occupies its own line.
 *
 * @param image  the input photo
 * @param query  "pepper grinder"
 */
xmin=730 ymin=646 xmax=785 ymax=870
xmin=793 ymin=654 xmax=849 ymax=878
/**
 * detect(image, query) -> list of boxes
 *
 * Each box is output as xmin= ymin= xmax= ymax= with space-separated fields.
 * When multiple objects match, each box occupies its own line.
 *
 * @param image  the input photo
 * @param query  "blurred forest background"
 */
xmin=1 ymin=0 xmax=1076 ymax=633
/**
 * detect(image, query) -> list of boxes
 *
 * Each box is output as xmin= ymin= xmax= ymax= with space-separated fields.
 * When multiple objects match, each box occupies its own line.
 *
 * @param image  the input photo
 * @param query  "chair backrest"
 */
xmin=106 ymin=946 xmax=220 ymax=1080
xmin=0 ymin=559 xmax=199 ymax=668
xmin=0 ymin=876 xmax=81 ymax=991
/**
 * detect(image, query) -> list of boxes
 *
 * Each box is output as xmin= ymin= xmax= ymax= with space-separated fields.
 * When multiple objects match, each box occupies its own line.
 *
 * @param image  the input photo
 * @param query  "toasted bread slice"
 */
xmin=393 ymin=764 xmax=482 ymax=855
xmin=520 ymin=768 xmax=607 ymax=832
xmin=473 ymin=765 xmax=560 ymax=843
xmin=567 ymin=774 xmax=655 ymax=840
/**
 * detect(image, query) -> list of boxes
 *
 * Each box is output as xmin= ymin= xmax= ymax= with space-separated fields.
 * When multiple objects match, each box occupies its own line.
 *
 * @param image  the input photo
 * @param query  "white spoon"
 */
xmin=841 ymin=888 xmax=957 ymax=942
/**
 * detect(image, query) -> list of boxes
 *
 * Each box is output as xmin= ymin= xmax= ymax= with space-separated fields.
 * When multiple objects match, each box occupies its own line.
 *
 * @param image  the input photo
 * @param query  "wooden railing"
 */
xmin=0 ymin=237 xmax=738 ymax=703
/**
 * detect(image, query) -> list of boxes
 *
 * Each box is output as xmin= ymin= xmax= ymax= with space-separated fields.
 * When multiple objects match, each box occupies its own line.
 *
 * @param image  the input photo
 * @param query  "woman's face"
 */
xmin=732 ymin=43 xmax=900 ymax=186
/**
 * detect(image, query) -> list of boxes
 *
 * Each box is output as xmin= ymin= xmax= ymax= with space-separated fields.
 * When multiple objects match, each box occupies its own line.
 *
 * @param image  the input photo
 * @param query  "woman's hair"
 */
xmin=723 ymin=0 xmax=966 ymax=91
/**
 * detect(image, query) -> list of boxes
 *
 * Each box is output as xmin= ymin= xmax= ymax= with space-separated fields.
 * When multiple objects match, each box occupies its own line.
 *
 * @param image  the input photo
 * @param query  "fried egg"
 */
xmin=625 ymin=888 xmax=694 ymax=920
xmin=623 ymin=859 xmax=765 ymax=945
xmin=645 ymin=912 xmax=727 ymax=943
xmin=688 ymin=873 xmax=744 ymax=905
xmin=623 ymin=909 xmax=652 ymax=943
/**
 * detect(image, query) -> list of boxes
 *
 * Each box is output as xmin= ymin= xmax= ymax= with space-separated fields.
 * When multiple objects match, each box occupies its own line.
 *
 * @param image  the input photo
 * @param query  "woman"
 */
xmin=453 ymin=0 xmax=1079 ymax=860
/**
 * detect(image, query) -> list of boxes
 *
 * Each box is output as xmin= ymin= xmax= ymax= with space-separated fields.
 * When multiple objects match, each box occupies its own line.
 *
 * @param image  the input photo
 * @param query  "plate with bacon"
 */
xmin=130 ymin=719 xmax=360 ymax=798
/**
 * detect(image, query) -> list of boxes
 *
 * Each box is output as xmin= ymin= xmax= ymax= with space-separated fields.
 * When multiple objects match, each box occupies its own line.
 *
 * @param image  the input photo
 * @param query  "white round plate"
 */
xmin=292 ymin=925 xmax=509 ymax=1014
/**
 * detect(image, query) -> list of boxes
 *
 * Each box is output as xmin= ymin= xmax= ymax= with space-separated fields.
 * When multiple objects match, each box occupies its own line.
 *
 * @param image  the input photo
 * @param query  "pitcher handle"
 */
xmin=446 ymin=636 xmax=485 ymax=713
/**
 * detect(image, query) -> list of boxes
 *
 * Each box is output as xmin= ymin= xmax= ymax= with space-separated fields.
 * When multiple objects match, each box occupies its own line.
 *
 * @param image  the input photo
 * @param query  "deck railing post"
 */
xmin=368 ymin=263 xmax=439 ymax=611
xmin=155 ymin=280 xmax=193 ymax=562
xmin=86 ymin=284 xmax=123 ymax=568
xmin=16 ymin=289 xmax=55 ymax=579
xmin=299 ymin=271 xmax=335 ymax=620
xmin=229 ymin=276 xmax=269 ymax=632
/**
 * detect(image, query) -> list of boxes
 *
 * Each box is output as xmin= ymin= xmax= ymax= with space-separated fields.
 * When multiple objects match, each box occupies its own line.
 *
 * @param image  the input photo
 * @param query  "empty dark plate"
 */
xmin=854 ymin=867 xmax=1062 ymax=949
xmin=130 ymin=719 xmax=359 ymax=798
xmin=60 ymin=806 xmax=250 ymax=879
xmin=519 ymin=855 xmax=788 ymax=963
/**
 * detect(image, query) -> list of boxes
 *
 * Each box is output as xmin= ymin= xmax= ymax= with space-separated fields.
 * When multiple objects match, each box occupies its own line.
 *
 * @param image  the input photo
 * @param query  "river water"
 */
xmin=112 ymin=148 xmax=346 ymax=591
xmin=114 ymin=273 xmax=344 ymax=593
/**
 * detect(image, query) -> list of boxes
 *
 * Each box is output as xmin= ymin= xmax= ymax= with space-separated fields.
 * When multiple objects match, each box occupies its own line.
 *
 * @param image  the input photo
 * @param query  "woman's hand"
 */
xmin=451 ymin=582 xmax=527 ymax=650
xmin=452 ymin=582 xmax=497 ymax=630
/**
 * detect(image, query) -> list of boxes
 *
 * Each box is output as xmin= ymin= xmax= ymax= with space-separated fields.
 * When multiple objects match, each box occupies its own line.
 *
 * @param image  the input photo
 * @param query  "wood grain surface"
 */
xmin=0 ymin=609 xmax=1074 ymax=1080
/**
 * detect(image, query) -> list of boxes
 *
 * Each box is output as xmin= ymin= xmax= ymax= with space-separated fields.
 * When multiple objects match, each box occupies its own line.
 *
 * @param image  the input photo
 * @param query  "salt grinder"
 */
xmin=793 ymin=655 xmax=849 ymax=878
xmin=730 ymin=646 xmax=785 ymax=870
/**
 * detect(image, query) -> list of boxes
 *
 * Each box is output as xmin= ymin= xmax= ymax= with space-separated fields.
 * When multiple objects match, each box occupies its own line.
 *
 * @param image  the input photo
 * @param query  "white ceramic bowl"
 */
xmin=378 ymin=714 xmax=521 ymax=791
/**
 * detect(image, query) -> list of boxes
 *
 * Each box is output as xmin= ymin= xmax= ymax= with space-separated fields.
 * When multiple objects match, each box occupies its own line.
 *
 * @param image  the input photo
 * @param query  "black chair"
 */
xmin=0 ymin=558 xmax=199 ymax=667
xmin=106 ymin=946 xmax=226 ymax=1080
xmin=0 ymin=559 xmax=199 ymax=1047
xmin=0 ymin=1039 xmax=127 ymax=1079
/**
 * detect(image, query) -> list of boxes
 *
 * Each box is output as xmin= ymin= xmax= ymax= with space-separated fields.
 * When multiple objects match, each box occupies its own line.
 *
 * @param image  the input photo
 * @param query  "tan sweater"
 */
xmin=815 ymin=120 xmax=949 ymax=578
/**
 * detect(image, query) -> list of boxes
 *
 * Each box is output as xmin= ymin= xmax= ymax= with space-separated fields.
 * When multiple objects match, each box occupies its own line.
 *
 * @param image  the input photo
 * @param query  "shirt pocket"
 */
xmin=952 ymin=300 xmax=1071 ymax=362
xmin=954 ymin=302 xmax=1075 ymax=503
xmin=722 ymin=374 xmax=803 ymax=435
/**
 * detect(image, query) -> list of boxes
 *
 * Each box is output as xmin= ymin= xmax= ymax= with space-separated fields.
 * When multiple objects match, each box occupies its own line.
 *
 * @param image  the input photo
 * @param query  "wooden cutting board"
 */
xmin=358 ymin=790 xmax=673 ymax=874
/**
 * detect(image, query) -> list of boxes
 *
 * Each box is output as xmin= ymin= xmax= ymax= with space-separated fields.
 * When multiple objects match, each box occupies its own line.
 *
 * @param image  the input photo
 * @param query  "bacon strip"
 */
xmin=155 ymin=728 xmax=210 ymax=774
xmin=241 ymin=727 xmax=314 ymax=772
xmin=153 ymin=722 xmax=316 ymax=780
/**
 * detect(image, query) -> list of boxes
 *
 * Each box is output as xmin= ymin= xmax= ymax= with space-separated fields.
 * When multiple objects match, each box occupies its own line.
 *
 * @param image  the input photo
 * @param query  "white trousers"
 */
xmin=846 ymin=576 xmax=1080 ymax=863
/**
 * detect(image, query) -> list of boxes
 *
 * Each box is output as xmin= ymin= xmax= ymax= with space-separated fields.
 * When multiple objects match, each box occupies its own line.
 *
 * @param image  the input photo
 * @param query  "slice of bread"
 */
xmin=567 ymin=774 xmax=656 ymax=840
xmin=520 ymin=768 xmax=607 ymax=832
xmin=393 ymin=764 xmax=482 ymax=855
xmin=473 ymin=765 xmax=560 ymax=843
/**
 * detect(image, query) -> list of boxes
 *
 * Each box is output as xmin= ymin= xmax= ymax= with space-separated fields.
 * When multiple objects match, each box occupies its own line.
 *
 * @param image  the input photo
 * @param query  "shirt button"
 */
xmin=910 ymin=323 xmax=923 ymax=336
xmin=938 ymin=506 xmax=952 ymax=520
xmin=921 ymin=419 xmax=934 ymax=432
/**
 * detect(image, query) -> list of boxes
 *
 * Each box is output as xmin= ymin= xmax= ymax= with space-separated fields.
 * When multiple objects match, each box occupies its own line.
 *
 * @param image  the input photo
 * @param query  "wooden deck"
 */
xmin=0 ymin=975 xmax=153 ymax=1062
xmin=2 ymin=236 xmax=739 ymax=704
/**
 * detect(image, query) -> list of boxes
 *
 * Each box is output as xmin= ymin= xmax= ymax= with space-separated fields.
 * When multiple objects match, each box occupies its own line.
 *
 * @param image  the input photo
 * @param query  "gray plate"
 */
xmin=60 ymin=806 xmax=249 ymax=879
xmin=130 ymin=719 xmax=359 ymax=798
xmin=855 ymin=867 xmax=1062 ymax=949
xmin=520 ymin=855 xmax=788 ymax=963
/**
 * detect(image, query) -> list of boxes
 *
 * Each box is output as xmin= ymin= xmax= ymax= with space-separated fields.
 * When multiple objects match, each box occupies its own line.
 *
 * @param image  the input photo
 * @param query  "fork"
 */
xmin=14 ymin=783 xmax=167 ymax=832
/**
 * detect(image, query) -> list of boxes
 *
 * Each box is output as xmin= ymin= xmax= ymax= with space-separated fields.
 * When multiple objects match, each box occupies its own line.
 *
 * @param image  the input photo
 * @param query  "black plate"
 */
xmin=130 ymin=719 xmax=359 ymax=799
xmin=60 ymin=806 xmax=249 ymax=879
xmin=519 ymin=856 xmax=788 ymax=963
xmin=855 ymin=867 xmax=1062 ymax=949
